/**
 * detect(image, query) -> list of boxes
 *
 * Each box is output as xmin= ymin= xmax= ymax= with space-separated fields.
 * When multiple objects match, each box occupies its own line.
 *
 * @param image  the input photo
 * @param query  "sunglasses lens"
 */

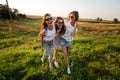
xmin=69 ymin=16 xmax=74 ymax=19
xmin=71 ymin=16 xmax=73 ymax=18
xmin=45 ymin=17 xmax=52 ymax=21
xmin=58 ymin=22 xmax=63 ymax=24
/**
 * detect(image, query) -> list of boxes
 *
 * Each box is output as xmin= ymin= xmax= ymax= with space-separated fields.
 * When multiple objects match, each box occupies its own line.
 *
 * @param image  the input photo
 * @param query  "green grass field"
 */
xmin=0 ymin=19 xmax=120 ymax=80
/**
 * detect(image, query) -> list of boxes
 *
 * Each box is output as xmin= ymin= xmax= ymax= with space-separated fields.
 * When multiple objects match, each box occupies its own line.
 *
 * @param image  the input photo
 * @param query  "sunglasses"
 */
xmin=45 ymin=17 xmax=52 ymax=21
xmin=58 ymin=22 xmax=63 ymax=24
xmin=69 ymin=16 xmax=74 ymax=19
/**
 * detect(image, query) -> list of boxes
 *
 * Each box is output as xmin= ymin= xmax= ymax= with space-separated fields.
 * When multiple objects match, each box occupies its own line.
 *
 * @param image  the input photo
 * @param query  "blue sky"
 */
xmin=0 ymin=0 xmax=120 ymax=20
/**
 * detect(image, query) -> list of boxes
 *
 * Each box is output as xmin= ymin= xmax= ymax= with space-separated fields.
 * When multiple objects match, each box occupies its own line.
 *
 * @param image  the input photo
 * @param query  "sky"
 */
xmin=0 ymin=0 xmax=120 ymax=20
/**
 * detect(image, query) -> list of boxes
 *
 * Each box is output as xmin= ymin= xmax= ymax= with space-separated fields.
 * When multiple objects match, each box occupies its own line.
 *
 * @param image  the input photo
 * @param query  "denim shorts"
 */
xmin=60 ymin=37 xmax=73 ymax=48
xmin=43 ymin=40 xmax=53 ymax=55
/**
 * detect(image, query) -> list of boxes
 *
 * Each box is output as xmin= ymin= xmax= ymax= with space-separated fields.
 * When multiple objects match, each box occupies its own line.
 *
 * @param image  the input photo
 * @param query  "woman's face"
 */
xmin=69 ymin=13 xmax=76 ymax=23
xmin=57 ymin=19 xmax=64 ymax=28
xmin=45 ymin=15 xmax=53 ymax=25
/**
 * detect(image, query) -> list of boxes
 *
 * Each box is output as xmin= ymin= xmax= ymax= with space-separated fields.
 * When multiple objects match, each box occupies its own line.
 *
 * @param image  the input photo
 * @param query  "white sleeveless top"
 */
xmin=62 ymin=20 xmax=78 ymax=42
xmin=43 ymin=23 xmax=56 ymax=41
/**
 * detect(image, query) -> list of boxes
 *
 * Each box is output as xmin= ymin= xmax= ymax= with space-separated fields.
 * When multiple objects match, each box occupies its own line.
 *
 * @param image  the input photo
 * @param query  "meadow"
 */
xmin=0 ymin=18 xmax=120 ymax=80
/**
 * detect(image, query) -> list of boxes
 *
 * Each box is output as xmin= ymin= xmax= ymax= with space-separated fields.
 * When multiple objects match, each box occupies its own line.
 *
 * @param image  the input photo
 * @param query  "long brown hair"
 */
xmin=68 ymin=11 xmax=79 ymax=21
xmin=54 ymin=17 xmax=66 ymax=35
xmin=38 ymin=13 xmax=51 ymax=40
xmin=41 ymin=13 xmax=51 ymax=30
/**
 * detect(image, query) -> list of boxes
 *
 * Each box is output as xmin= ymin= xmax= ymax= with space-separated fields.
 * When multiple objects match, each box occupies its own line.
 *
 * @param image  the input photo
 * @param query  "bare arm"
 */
xmin=72 ymin=21 xmax=78 ymax=37
xmin=38 ymin=29 xmax=45 ymax=51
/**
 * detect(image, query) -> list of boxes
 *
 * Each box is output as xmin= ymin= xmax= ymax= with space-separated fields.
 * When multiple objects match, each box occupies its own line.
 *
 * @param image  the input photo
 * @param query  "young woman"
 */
xmin=60 ymin=11 xmax=79 ymax=74
xmin=38 ymin=13 xmax=56 ymax=72
xmin=53 ymin=17 xmax=66 ymax=68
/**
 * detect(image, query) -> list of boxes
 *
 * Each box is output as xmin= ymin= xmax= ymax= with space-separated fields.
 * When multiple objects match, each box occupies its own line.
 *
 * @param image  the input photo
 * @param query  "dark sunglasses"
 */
xmin=45 ymin=17 xmax=52 ymax=21
xmin=69 ymin=16 xmax=74 ymax=19
xmin=58 ymin=22 xmax=63 ymax=24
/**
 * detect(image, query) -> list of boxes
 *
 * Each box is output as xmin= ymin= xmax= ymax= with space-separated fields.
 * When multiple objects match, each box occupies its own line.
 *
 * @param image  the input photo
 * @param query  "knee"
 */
xmin=64 ymin=53 xmax=68 ymax=58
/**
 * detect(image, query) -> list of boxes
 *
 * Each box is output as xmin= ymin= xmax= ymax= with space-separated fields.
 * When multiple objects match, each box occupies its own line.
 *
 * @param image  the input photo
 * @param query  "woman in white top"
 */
xmin=38 ymin=13 xmax=56 ymax=72
xmin=53 ymin=17 xmax=66 ymax=68
xmin=60 ymin=11 xmax=79 ymax=74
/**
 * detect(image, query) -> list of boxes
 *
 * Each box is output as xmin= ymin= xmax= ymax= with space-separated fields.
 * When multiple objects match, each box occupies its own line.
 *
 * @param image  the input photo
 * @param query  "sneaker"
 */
xmin=41 ymin=52 xmax=46 ymax=63
xmin=49 ymin=63 xmax=53 ymax=72
xmin=54 ymin=61 xmax=59 ymax=68
xmin=41 ymin=57 xmax=44 ymax=63
xmin=67 ymin=66 xmax=71 ymax=74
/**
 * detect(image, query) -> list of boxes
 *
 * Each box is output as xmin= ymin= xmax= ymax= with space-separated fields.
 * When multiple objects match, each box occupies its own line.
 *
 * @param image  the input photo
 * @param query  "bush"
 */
xmin=113 ymin=18 xmax=119 ymax=23
xmin=96 ymin=17 xmax=102 ymax=23
xmin=0 ymin=4 xmax=26 ymax=19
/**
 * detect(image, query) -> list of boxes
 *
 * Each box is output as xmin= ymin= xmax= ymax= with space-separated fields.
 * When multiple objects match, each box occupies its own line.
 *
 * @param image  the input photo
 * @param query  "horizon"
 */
xmin=0 ymin=0 xmax=120 ymax=20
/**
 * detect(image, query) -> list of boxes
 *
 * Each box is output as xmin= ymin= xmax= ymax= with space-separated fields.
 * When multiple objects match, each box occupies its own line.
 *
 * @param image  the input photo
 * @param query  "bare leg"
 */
xmin=61 ymin=46 xmax=69 ymax=66
xmin=53 ymin=49 xmax=58 ymax=62
xmin=61 ymin=46 xmax=71 ymax=74
xmin=53 ymin=48 xmax=59 ymax=68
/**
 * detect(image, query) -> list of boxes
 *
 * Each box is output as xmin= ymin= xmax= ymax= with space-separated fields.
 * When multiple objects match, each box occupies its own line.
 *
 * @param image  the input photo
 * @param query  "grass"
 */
xmin=0 ymin=19 xmax=120 ymax=80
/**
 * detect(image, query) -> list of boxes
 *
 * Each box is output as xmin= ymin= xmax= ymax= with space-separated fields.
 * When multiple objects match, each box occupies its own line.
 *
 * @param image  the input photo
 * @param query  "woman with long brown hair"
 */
xmin=52 ymin=17 xmax=66 ymax=68
xmin=60 ymin=11 xmax=79 ymax=74
xmin=38 ymin=13 xmax=56 ymax=72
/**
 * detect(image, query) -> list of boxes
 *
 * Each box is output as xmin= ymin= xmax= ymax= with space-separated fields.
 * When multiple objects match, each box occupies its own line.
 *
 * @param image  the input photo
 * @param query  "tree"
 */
xmin=6 ymin=0 xmax=12 ymax=20
xmin=96 ymin=17 xmax=102 ymax=23
xmin=113 ymin=18 xmax=119 ymax=23
xmin=0 ymin=4 xmax=10 ymax=19
xmin=0 ymin=4 xmax=26 ymax=19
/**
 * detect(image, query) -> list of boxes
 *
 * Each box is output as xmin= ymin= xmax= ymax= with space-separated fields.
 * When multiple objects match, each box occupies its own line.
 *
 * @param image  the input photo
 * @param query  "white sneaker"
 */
xmin=41 ymin=52 xmax=46 ymax=63
xmin=49 ymin=63 xmax=53 ymax=72
xmin=41 ymin=57 xmax=44 ymax=63
xmin=54 ymin=61 xmax=59 ymax=68
xmin=67 ymin=66 xmax=71 ymax=74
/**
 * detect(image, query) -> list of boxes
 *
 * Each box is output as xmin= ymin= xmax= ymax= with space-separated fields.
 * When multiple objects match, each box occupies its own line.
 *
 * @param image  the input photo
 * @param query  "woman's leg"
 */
xmin=44 ymin=46 xmax=53 ymax=63
xmin=53 ymin=49 xmax=58 ymax=62
xmin=43 ymin=43 xmax=53 ymax=71
xmin=61 ymin=46 xmax=69 ymax=66
xmin=61 ymin=46 xmax=71 ymax=74
xmin=53 ymin=48 xmax=59 ymax=68
xmin=41 ymin=49 xmax=47 ymax=63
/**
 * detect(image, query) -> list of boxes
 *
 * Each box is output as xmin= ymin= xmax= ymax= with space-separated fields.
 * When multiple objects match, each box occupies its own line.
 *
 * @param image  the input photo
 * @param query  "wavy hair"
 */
xmin=54 ymin=17 xmax=66 ymax=35
xmin=68 ymin=11 xmax=79 ymax=21
xmin=38 ymin=13 xmax=51 ymax=40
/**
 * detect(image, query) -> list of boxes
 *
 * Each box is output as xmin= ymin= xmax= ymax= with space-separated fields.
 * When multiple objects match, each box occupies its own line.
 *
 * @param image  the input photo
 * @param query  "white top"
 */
xmin=42 ymin=23 xmax=56 ymax=41
xmin=62 ymin=20 xmax=78 ymax=42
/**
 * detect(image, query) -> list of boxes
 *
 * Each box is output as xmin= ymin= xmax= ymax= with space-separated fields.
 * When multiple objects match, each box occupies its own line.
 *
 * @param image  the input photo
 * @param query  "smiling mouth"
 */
xmin=48 ymin=22 xmax=52 ymax=24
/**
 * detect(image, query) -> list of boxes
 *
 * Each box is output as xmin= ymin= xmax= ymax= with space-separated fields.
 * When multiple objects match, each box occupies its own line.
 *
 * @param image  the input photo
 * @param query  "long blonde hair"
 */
xmin=38 ymin=13 xmax=51 ymax=40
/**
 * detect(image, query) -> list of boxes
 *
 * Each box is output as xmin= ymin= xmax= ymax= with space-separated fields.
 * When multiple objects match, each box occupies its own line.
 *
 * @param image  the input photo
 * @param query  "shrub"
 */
xmin=113 ymin=18 xmax=119 ymax=23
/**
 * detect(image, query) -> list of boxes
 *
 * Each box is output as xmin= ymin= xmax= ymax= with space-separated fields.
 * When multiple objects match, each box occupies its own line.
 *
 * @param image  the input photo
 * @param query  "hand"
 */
xmin=53 ymin=34 xmax=58 ymax=37
xmin=75 ymin=21 xmax=78 ymax=28
xmin=57 ymin=28 xmax=61 ymax=33
xmin=40 ymin=47 xmax=44 ymax=51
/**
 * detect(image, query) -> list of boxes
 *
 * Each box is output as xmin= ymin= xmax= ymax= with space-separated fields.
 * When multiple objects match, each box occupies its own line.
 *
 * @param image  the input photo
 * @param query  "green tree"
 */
xmin=0 ymin=4 xmax=10 ymax=19
xmin=113 ymin=18 xmax=119 ymax=23
xmin=96 ymin=17 xmax=102 ymax=23
xmin=0 ymin=4 xmax=26 ymax=19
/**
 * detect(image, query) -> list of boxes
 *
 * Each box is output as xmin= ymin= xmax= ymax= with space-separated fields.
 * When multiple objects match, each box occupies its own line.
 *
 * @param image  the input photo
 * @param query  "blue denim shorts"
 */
xmin=43 ymin=40 xmax=53 ymax=55
xmin=43 ymin=40 xmax=53 ymax=47
xmin=60 ymin=37 xmax=73 ymax=48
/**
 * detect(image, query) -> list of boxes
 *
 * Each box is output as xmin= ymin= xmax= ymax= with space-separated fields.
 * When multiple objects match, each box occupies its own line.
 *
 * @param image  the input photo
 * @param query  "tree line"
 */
xmin=0 ymin=4 xmax=26 ymax=19
xmin=96 ymin=17 xmax=119 ymax=23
